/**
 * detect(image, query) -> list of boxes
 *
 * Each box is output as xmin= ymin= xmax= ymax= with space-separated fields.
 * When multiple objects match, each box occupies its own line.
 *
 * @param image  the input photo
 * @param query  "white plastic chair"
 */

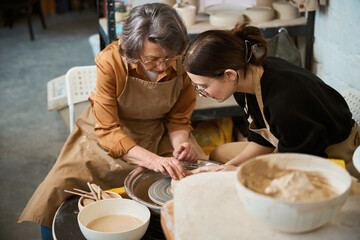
xmin=342 ymin=88 xmax=360 ymax=125
xmin=65 ymin=65 xmax=97 ymax=132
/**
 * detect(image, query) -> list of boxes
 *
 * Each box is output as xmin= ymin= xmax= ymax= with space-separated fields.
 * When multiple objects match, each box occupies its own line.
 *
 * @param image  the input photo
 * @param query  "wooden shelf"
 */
xmin=187 ymin=14 xmax=307 ymax=34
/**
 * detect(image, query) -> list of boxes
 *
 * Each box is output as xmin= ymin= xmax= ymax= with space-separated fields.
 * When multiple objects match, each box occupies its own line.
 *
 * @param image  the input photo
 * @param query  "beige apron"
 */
xmin=118 ymin=56 xmax=179 ymax=155
xmin=118 ymin=56 xmax=205 ymax=158
xmin=19 ymin=58 xmax=204 ymax=227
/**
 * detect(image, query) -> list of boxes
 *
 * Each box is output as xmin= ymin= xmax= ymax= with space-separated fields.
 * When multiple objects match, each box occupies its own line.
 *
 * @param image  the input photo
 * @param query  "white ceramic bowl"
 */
xmin=244 ymin=6 xmax=274 ymax=23
xmin=78 ymin=198 xmax=150 ymax=240
xmin=236 ymin=153 xmax=351 ymax=233
xmin=209 ymin=12 xmax=244 ymax=27
xmin=204 ymin=3 xmax=250 ymax=15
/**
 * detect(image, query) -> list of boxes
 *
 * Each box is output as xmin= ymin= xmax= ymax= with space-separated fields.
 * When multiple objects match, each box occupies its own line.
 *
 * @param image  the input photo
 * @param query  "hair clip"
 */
xmin=244 ymin=40 xmax=253 ymax=62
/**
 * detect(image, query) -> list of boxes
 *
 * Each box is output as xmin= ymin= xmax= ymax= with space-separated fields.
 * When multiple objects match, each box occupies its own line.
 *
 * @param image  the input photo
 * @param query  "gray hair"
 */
xmin=120 ymin=3 xmax=189 ymax=63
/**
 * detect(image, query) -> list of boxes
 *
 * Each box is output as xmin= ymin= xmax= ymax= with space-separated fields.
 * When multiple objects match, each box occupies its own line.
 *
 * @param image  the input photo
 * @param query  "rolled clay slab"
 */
xmin=174 ymin=172 xmax=249 ymax=239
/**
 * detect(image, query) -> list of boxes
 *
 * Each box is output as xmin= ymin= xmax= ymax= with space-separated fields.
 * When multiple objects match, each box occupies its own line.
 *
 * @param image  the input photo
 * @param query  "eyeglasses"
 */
xmin=190 ymin=78 xmax=216 ymax=98
xmin=140 ymin=56 xmax=178 ymax=67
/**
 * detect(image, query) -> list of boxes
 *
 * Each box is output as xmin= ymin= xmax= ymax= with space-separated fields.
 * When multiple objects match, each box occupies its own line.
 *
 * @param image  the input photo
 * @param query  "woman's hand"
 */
xmin=147 ymin=156 xmax=187 ymax=180
xmin=169 ymin=130 xmax=198 ymax=162
xmin=173 ymin=142 xmax=197 ymax=162
xmin=123 ymin=146 xmax=186 ymax=179
xmin=190 ymin=164 xmax=238 ymax=174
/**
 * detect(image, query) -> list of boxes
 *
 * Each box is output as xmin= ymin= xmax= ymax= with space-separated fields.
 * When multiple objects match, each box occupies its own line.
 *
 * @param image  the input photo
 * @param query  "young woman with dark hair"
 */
xmin=185 ymin=24 xmax=359 ymax=178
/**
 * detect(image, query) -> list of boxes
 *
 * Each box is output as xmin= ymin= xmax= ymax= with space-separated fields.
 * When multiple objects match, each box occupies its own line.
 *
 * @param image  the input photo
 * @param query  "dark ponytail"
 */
xmin=185 ymin=23 xmax=268 ymax=78
xmin=232 ymin=23 xmax=268 ymax=66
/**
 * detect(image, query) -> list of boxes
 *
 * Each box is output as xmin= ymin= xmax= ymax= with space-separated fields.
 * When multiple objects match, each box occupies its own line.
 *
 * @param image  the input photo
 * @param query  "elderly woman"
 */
xmin=185 ymin=24 xmax=360 ymax=178
xmin=19 ymin=3 xmax=205 ymax=238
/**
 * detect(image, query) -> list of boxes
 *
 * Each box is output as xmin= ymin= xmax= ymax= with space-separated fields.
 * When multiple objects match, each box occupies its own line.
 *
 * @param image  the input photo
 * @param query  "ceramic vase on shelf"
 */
xmin=181 ymin=0 xmax=198 ymax=13
xmin=173 ymin=2 xmax=197 ymax=27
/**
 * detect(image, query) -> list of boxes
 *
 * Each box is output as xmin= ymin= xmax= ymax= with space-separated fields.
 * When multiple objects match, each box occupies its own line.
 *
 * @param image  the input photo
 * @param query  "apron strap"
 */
xmin=251 ymin=66 xmax=270 ymax=130
xmin=249 ymin=65 xmax=279 ymax=148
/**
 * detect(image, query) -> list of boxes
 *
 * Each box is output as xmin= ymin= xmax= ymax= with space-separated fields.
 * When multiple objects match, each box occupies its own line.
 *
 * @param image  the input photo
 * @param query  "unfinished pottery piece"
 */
xmin=244 ymin=6 xmax=274 ymax=23
xmin=204 ymin=3 xmax=250 ymax=15
xmin=273 ymin=0 xmax=300 ymax=20
xmin=210 ymin=12 xmax=244 ymax=27
xmin=148 ymin=177 xmax=173 ymax=205
xmin=173 ymin=3 xmax=196 ymax=27
xmin=181 ymin=0 xmax=199 ymax=13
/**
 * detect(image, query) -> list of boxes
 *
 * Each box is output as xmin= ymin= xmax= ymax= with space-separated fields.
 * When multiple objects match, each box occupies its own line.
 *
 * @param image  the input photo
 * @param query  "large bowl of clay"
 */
xmin=235 ymin=153 xmax=351 ymax=233
xmin=124 ymin=159 xmax=220 ymax=214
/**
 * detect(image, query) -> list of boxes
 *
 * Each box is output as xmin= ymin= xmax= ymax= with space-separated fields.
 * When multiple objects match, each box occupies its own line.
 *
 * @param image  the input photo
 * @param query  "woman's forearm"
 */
xmin=122 ymin=146 xmax=157 ymax=168
xmin=169 ymin=129 xmax=190 ymax=149
xmin=225 ymin=142 xmax=274 ymax=166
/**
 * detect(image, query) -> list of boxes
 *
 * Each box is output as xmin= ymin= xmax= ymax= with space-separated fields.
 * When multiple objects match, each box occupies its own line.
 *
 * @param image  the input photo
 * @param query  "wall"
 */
xmin=313 ymin=0 xmax=360 ymax=92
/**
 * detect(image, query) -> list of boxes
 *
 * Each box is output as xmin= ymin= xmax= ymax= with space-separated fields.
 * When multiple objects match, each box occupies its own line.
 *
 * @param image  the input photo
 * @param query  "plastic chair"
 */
xmin=342 ymin=88 xmax=360 ymax=125
xmin=65 ymin=65 xmax=97 ymax=132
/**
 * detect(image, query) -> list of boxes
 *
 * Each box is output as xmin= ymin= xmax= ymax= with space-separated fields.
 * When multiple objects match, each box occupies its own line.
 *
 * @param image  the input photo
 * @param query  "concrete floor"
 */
xmin=0 ymin=9 xmax=98 ymax=239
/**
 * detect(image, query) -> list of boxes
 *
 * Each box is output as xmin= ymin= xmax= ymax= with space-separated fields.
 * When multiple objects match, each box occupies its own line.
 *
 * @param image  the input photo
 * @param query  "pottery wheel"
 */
xmin=148 ymin=177 xmax=173 ymax=205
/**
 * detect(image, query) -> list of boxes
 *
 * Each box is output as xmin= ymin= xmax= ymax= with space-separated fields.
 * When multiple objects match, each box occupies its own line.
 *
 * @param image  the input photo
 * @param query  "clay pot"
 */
xmin=244 ymin=6 xmax=274 ymax=23
xmin=209 ymin=12 xmax=244 ymax=27
xmin=273 ymin=0 xmax=300 ymax=20
xmin=181 ymin=0 xmax=199 ymax=13
xmin=174 ymin=3 xmax=197 ymax=27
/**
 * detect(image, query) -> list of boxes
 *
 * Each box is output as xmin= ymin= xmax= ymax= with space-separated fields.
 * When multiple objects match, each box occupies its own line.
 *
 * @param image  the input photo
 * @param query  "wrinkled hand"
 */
xmin=173 ymin=142 xmax=197 ymax=162
xmin=190 ymin=164 xmax=238 ymax=174
xmin=147 ymin=156 xmax=186 ymax=180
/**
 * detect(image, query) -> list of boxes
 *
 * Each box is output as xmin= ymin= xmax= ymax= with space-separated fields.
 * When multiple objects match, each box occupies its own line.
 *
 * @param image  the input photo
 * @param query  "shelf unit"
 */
xmin=98 ymin=0 xmax=116 ymax=49
xmin=97 ymin=0 xmax=315 ymax=120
